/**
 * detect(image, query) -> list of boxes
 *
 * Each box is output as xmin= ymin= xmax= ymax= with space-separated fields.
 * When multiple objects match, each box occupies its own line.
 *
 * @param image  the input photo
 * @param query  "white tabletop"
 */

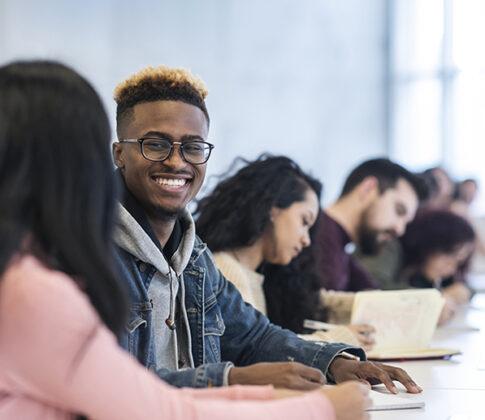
xmin=369 ymin=293 xmax=485 ymax=419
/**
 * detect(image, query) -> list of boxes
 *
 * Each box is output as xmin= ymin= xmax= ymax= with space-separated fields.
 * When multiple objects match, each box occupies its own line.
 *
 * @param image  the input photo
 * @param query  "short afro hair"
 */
xmin=114 ymin=65 xmax=209 ymax=136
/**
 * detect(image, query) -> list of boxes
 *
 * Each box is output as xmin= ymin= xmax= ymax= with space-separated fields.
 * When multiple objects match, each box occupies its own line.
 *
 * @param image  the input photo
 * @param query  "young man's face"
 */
xmin=113 ymin=100 xmax=209 ymax=219
xmin=358 ymin=178 xmax=419 ymax=254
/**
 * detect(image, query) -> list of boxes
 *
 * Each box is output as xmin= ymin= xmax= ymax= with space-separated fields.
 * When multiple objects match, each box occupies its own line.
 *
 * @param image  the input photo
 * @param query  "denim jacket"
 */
xmin=116 ymin=205 xmax=365 ymax=388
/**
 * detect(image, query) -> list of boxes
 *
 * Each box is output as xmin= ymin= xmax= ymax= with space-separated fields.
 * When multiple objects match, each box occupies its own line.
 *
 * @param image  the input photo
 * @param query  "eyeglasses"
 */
xmin=118 ymin=137 xmax=214 ymax=165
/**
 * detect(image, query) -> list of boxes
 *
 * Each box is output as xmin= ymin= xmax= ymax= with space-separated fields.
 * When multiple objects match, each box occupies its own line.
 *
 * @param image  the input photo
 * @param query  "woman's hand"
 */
xmin=322 ymin=382 xmax=371 ymax=420
xmin=347 ymin=324 xmax=376 ymax=351
xmin=274 ymin=381 xmax=371 ymax=420
xmin=438 ymin=296 xmax=458 ymax=325
xmin=442 ymin=282 xmax=471 ymax=305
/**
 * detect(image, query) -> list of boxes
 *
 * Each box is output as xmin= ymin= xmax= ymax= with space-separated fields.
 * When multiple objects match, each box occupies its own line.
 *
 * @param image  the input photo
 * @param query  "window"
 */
xmin=389 ymin=0 xmax=485 ymax=213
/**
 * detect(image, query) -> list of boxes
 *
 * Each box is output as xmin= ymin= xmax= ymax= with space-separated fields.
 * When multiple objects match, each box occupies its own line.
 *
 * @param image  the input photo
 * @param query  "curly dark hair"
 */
xmin=400 ymin=210 xmax=476 ymax=267
xmin=194 ymin=154 xmax=322 ymax=252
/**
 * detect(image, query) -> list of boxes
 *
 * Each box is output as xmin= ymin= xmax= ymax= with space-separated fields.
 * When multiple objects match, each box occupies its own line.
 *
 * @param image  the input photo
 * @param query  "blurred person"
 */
xmin=450 ymin=178 xmax=479 ymax=218
xmin=112 ymin=65 xmax=422 ymax=395
xmin=195 ymin=155 xmax=375 ymax=351
xmin=421 ymin=167 xmax=455 ymax=210
xmin=400 ymin=210 xmax=476 ymax=324
xmin=0 ymin=59 xmax=377 ymax=420
xmin=456 ymin=179 xmax=479 ymax=205
xmin=449 ymin=178 xmax=485 ymax=273
xmin=312 ymin=158 xmax=428 ymax=292
xmin=356 ymin=171 xmax=438 ymax=291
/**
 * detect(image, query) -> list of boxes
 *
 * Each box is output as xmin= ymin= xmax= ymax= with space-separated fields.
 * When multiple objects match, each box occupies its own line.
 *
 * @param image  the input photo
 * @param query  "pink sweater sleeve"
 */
xmin=0 ymin=256 xmax=336 ymax=420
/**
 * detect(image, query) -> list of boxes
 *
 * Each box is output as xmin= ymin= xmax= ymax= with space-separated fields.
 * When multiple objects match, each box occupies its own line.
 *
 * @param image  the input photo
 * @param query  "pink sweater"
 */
xmin=0 ymin=255 xmax=335 ymax=420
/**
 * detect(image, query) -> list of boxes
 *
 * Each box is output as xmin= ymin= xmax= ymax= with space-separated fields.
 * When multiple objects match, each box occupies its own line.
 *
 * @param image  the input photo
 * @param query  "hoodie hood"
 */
xmin=114 ymin=203 xmax=196 ymax=277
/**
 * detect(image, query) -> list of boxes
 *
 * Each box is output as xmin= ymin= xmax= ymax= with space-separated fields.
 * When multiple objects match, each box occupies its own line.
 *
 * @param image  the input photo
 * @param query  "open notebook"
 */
xmin=350 ymin=289 xmax=461 ymax=361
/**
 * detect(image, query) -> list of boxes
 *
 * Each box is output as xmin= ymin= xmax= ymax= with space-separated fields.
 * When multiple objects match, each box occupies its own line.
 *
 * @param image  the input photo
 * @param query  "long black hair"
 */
xmin=262 ymin=212 xmax=327 ymax=333
xmin=195 ymin=154 xmax=322 ymax=251
xmin=0 ymin=61 xmax=128 ymax=334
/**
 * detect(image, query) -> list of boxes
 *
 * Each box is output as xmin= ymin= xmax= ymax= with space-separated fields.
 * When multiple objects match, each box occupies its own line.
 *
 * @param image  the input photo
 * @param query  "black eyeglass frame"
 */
xmin=118 ymin=137 xmax=215 ymax=165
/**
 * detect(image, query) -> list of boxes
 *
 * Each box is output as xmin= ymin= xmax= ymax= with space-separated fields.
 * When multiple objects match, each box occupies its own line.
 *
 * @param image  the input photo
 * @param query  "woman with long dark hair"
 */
xmin=195 ymin=155 xmax=373 ymax=349
xmin=0 ymin=61 xmax=369 ymax=420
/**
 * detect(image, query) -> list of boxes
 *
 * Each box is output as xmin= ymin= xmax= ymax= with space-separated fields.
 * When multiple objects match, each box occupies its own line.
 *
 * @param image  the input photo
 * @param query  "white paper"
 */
xmin=368 ymin=390 xmax=425 ymax=411
xmin=351 ymin=289 xmax=445 ymax=352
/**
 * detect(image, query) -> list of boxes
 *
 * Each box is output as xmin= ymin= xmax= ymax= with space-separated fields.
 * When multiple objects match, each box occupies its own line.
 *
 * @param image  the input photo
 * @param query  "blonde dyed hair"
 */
xmin=114 ymin=65 xmax=209 ymax=135
xmin=114 ymin=65 xmax=208 ymax=104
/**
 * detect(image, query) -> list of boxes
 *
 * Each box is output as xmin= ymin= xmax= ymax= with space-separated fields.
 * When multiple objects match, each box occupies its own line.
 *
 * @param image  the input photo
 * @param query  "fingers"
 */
xmin=291 ymin=362 xmax=326 ymax=385
xmin=291 ymin=376 xmax=325 ymax=391
xmin=355 ymin=324 xmax=376 ymax=334
xmin=339 ymin=381 xmax=371 ymax=395
xmin=349 ymin=324 xmax=376 ymax=347
xmin=358 ymin=362 xmax=422 ymax=394
xmin=357 ymin=334 xmax=375 ymax=347
xmin=281 ymin=362 xmax=325 ymax=390
xmin=373 ymin=368 xmax=399 ymax=394
xmin=355 ymin=378 xmax=372 ymax=389
xmin=381 ymin=365 xmax=422 ymax=394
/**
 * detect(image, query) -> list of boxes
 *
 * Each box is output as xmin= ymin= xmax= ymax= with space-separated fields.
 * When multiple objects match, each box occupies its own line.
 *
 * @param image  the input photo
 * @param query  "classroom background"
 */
xmin=1 ymin=0 xmax=484 ymax=210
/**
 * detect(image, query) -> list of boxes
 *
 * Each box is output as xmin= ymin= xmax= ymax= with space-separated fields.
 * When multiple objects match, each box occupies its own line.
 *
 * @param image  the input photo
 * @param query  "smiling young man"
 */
xmin=112 ymin=66 xmax=422 ymax=394
xmin=314 ymin=158 xmax=428 ymax=292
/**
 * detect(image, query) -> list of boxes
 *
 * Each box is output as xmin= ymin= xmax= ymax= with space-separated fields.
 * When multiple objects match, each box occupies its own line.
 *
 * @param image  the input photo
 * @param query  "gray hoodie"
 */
xmin=115 ymin=204 xmax=195 ymax=371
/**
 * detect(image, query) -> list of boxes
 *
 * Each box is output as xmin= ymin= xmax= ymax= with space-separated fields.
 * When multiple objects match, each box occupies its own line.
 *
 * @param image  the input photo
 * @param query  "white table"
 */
xmin=370 ymin=294 xmax=485 ymax=419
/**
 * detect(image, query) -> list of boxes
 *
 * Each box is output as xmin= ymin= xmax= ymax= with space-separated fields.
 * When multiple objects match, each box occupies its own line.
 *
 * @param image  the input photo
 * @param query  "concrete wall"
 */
xmin=0 ymin=0 xmax=388 ymax=203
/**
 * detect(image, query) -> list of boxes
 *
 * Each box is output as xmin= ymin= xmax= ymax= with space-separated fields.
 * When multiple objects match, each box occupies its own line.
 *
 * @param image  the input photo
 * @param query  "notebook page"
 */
xmin=351 ymin=289 xmax=444 ymax=351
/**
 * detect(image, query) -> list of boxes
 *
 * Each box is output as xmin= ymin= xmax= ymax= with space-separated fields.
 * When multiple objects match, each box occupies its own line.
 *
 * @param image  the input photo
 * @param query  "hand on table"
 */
xmin=274 ymin=381 xmax=371 ymax=420
xmin=347 ymin=324 xmax=376 ymax=351
xmin=229 ymin=362 xmax=325 ymax=390
xmin=328 ymin=357 xmax=422 ymax=395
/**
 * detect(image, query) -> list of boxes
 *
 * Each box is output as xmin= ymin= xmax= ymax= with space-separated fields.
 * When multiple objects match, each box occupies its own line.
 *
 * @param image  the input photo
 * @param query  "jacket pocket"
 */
xmin=124 ymin=301 xmax=152 ymax=356
xmin=127 ymin=315 xmax=147 ymax=333
xmin=204 ymin=295 xmax=226 ymax=336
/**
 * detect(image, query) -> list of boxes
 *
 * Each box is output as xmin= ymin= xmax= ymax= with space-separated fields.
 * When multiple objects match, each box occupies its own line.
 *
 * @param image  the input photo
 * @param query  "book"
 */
xmin=367 ymin=347 xmax=461 ymax=361
xmin=367 ymin=389 xmax=425 ymax=411
xmin=350 ymin=289 xmax=460 ymax=361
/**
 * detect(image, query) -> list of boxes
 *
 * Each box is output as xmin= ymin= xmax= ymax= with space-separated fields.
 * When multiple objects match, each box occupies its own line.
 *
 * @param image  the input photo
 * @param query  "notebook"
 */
xmin=367 ymin=389 xmax=425 ymax=411
xmin=350 ymin=289 xmax=461 ymax=361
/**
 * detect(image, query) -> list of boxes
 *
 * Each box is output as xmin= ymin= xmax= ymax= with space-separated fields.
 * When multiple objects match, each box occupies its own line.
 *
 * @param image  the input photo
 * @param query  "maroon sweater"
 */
xmin=313 ymin=211 xmax=378 ymax=292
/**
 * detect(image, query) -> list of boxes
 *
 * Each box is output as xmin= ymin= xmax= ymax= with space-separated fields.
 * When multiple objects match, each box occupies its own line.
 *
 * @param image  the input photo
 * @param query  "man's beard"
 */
xmin=357 ymin=217 xmax=396 ymax=256
xmin=357 ymin=224 xmax=382 ymax=255
xmin=147 ymin=204 xmax=184 ymax=222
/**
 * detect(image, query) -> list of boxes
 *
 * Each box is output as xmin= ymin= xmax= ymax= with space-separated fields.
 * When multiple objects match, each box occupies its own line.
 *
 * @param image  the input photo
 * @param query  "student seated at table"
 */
xmin=195 ymin=155 xmax=375 ymax=349
xmin=0 ymin=60 xmax=372 ymax=420
xmin=271 ymin=160 xmax=427 ymax=327
xmin=112 ymin=64 xmax=421 ymax=396
xmin=355 ymin=170 xmax=438 ymax=291
xmin=400 ymin=210 xmax=476 ymax=323
xmin=312 ymin=158 xmax=428 ymax=293
xmin=260 ymin=217 xmax=366 ymax=345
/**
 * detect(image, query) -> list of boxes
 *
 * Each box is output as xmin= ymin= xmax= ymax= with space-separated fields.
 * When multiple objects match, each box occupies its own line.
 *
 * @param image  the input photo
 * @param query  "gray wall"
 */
xmin=0 ymin=0 xmax=388 ymax=204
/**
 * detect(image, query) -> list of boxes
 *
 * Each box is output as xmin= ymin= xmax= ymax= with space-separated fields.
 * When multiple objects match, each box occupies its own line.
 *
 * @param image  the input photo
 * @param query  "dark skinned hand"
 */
xmin=328 ymin=357 xmax=423 ymax=394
